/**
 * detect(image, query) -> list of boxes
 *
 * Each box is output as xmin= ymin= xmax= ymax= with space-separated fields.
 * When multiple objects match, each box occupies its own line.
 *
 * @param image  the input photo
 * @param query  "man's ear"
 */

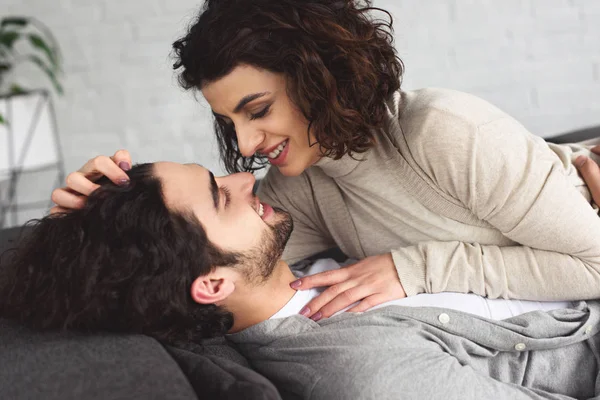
xmin=190 ymin=269 xmax=236 ymax=305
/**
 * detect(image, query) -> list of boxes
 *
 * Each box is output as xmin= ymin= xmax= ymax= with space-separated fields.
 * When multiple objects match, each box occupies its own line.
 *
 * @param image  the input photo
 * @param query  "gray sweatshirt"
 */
xmin=228 ymin=301 xmax=600 ymax=400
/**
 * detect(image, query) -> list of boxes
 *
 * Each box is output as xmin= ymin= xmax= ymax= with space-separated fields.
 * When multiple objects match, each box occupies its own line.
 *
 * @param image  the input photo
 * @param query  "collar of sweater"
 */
xmin=314 ymin=150 xmax=367 ymax=178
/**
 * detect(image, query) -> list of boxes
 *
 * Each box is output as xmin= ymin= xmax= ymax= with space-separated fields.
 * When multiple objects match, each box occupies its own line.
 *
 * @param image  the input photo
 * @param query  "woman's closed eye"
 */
xmin=249 ymin=104 xmax=271 ymax=120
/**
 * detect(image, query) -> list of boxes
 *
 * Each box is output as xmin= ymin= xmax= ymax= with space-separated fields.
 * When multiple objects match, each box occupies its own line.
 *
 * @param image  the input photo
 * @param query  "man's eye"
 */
xmin=221 ymin=186 xmax=232 ymax=208
xmin=250 ymin=105 xmax=271 ymax=121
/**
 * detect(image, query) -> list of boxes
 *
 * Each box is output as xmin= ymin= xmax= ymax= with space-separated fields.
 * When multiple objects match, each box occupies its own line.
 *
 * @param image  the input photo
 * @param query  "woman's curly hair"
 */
xmin=0 ymin=164 xmax=237 ymax=345
xmin=172 ymin=0 xmax=404 ymax=173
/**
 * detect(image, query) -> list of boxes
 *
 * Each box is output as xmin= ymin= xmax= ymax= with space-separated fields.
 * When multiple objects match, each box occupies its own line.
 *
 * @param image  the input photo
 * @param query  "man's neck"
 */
xmin=226 ymin=261 xmax=297 ymax=333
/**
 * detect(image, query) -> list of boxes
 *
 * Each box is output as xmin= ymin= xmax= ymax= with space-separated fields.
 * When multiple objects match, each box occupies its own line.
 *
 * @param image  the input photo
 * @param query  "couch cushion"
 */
xmin=166 ymin=344 xmax=281 ymax=400
xmin=0 ymin=318 xmax=198 ymax=400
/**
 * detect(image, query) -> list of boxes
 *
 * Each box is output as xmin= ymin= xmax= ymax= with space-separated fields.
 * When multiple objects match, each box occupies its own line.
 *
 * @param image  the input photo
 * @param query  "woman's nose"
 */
xmin=236 ymin=125 xmax=265 ymax=158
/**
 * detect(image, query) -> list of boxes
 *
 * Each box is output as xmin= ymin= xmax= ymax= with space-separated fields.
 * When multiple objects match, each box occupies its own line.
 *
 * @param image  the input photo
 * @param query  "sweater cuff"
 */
xmin=391 ymin=247 xmax=427 ymax=297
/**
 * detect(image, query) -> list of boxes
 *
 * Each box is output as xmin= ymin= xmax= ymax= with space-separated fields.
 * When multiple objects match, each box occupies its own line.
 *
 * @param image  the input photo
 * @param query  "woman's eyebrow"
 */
xmin=211 ymin=92 xmax=271 ymax=119
xmin=233 ymin=92 xmax=270 ymax=113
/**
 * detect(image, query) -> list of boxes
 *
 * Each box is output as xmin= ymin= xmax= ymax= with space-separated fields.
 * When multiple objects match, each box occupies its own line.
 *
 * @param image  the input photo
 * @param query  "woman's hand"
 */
xmin=290 ymin=253 xmax=406 ymax=321
xmin=50 ymin=149 xmax=132 ymax=214
xmin=576 ymin=145 xmax=600 ymax=205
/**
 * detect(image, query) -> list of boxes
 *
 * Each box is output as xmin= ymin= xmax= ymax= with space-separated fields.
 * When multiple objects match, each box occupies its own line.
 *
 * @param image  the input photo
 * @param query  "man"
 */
xmin=0 ymin=162 xmax=297 ymax=342
xmin=3 ymin=158 xmax=600 ymax=399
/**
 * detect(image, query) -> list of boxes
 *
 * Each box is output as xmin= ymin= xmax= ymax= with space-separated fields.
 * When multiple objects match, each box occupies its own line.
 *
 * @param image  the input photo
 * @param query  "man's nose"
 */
xmin=236 ymin=125 xmax=265 ymax=158
xmin=225 ymin=172 xmax=256 ymax=195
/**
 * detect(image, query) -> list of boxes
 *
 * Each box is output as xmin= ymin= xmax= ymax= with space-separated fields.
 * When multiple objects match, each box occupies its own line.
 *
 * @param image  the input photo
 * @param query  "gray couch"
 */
xmin=0 ymin=127 xmax=598 ymax=399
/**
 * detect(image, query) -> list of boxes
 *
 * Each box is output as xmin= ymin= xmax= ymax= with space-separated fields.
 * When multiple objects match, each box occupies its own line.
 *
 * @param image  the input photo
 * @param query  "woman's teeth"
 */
xmin=268 ymin=140 xmax=288 ymax=159
xmin=258 ymin=203 xmax=264 ymax=217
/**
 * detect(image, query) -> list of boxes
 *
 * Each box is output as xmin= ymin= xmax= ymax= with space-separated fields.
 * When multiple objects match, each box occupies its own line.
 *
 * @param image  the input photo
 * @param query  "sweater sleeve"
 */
xmin=393 ymin=112 xmax=600 ymax=300
xmin=257 ymin=168 xmax=337 ymax=266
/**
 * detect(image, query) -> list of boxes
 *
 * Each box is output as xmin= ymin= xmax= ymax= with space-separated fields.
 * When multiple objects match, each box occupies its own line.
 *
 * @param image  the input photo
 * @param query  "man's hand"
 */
xmin=290 ymin=253 xmax=406 ymax=321
xmin=576 ymin=145 xmax=600 ymax=205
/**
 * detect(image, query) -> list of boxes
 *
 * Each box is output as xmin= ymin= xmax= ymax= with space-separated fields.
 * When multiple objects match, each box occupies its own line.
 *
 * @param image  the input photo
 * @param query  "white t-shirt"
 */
xmin=270 ymin=259 xmax=573 ymax=320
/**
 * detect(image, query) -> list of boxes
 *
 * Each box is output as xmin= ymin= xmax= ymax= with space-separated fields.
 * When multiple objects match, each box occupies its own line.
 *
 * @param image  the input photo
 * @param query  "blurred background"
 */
xmin=1 ymin=0 xmax=599 ymax=226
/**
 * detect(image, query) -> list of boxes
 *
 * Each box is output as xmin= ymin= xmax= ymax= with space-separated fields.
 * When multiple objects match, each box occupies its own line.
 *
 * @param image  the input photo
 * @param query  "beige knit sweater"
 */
xmin=258 ymin=88 xmax=600 ymax=301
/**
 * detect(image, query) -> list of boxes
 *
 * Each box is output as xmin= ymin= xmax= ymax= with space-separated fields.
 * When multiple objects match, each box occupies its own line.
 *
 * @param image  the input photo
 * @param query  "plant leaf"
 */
xmin=0 ymin=113 xmax=5 ymax=124
xmin=1 ymin=17 xmax=28 ymax=30
xmin=28 ymin=33 xmax=58 ymax=69
xmin=10 ymin=84 xmax=26 ymax=94
xmin=0 ymin=31 xmax=20 ymax=49
xmin=0 ymin=63 xmax=11 ymax=73
xmin=27 ymin=55 xmax=63 ymax=95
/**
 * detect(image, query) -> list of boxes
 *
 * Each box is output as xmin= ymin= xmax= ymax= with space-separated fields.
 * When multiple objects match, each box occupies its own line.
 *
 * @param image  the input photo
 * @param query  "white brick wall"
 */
xmin=3 ymin=0 xmax=600 ymax=176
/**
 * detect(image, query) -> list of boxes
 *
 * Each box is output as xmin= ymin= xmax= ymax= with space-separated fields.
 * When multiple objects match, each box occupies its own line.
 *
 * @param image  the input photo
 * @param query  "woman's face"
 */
xmin=201 ymin=64 xmax=322 ymax=177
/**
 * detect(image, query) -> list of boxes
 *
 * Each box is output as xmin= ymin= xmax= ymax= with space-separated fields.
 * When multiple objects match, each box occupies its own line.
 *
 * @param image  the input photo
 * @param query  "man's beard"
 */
xmin=239 ymin=207 xmax=293 ymax=285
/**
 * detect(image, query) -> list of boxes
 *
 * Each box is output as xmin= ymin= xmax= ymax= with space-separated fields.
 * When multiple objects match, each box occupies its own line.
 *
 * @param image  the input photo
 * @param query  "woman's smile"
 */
xmin=266 ymin=139 xmax=290 ymax=166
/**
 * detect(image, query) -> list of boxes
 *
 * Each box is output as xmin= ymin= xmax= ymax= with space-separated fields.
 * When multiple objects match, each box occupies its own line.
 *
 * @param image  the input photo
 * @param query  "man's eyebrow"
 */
xmin=208 ymin=170 xmax=219 ymax=212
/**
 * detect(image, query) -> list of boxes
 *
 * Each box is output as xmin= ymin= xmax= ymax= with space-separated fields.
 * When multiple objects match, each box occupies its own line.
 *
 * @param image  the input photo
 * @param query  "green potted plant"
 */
xmin=0 ymin=17 xmax=65 ymax=228
xmin=0 ymin=16 xmax=63 ymax=124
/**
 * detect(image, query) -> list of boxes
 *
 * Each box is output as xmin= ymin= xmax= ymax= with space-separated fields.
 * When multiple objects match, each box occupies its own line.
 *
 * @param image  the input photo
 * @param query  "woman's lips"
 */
xmin=268 ymin=140 xmax=289 ymax=166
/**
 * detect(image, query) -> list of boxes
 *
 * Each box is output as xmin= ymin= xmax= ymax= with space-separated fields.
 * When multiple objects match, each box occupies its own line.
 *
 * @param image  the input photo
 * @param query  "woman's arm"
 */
xmin=395 ymin=116 xmax=600 ymax=300
xmin=576 ymin=145 xmax=600 ymax=205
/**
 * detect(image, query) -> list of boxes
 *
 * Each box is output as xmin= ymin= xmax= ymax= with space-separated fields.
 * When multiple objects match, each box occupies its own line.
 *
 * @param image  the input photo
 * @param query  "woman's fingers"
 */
xmin=50 ymin=188 xmax=86 ymax=211
xmin=79 ymin=154 xmax=130 ymax=185
xmin=576 ymin=155 xmax=600 ymax=206
xmin=49 ymin=205 xmax=71 ymax=215
xmin=111 ymin=149 xmax=132 ymax=172
xmin=65 ymin=172 xmax=101 ymax=196
xmin=314 ymin=284 xmax=375 ymax=319
xmin=346 ymin=294 xmax=388 ymax=313
xmin=50 ymin=149 xmax=133 ymax=212
xmin=300 ymin=281 xmax=371 ymax=320
xmin=290 ymin=267 xmax=351 ymax=290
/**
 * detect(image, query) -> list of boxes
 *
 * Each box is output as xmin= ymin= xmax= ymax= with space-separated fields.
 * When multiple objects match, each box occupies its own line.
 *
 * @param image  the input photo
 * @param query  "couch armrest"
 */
xmin=547 ymin=126 xmax=600 ymax=144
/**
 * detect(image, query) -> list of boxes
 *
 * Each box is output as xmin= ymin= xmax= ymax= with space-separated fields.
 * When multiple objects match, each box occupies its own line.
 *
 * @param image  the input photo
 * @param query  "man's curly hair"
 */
xmin=172 ymin=0 xmax=404 ymax=173
xmin=0 ymin=164 xmax=237 ymax=344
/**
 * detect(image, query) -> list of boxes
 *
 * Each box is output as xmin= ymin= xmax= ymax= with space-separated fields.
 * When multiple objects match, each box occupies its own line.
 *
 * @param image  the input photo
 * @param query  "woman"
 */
xmin=52 ymin=0 xmax=600 ymax=321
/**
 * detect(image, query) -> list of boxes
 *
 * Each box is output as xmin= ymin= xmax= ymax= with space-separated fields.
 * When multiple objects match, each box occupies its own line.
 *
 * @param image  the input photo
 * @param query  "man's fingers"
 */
xmin=79 ymin=155 xmax=130 ymax=185
xmin=591 ymin=145 xmax=600 ymax=156
xmin=51 ymin=188 xmax=86 ymax=210
xmin=576 ymin=155 xmax=600 ymax=205
xmin=65 ymin=172 xmax=101 ymax=196
xmin=291 ymin=268 xmax=351 ymax=290
xmin=346 ymin=294 xmax=388 ymax=313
